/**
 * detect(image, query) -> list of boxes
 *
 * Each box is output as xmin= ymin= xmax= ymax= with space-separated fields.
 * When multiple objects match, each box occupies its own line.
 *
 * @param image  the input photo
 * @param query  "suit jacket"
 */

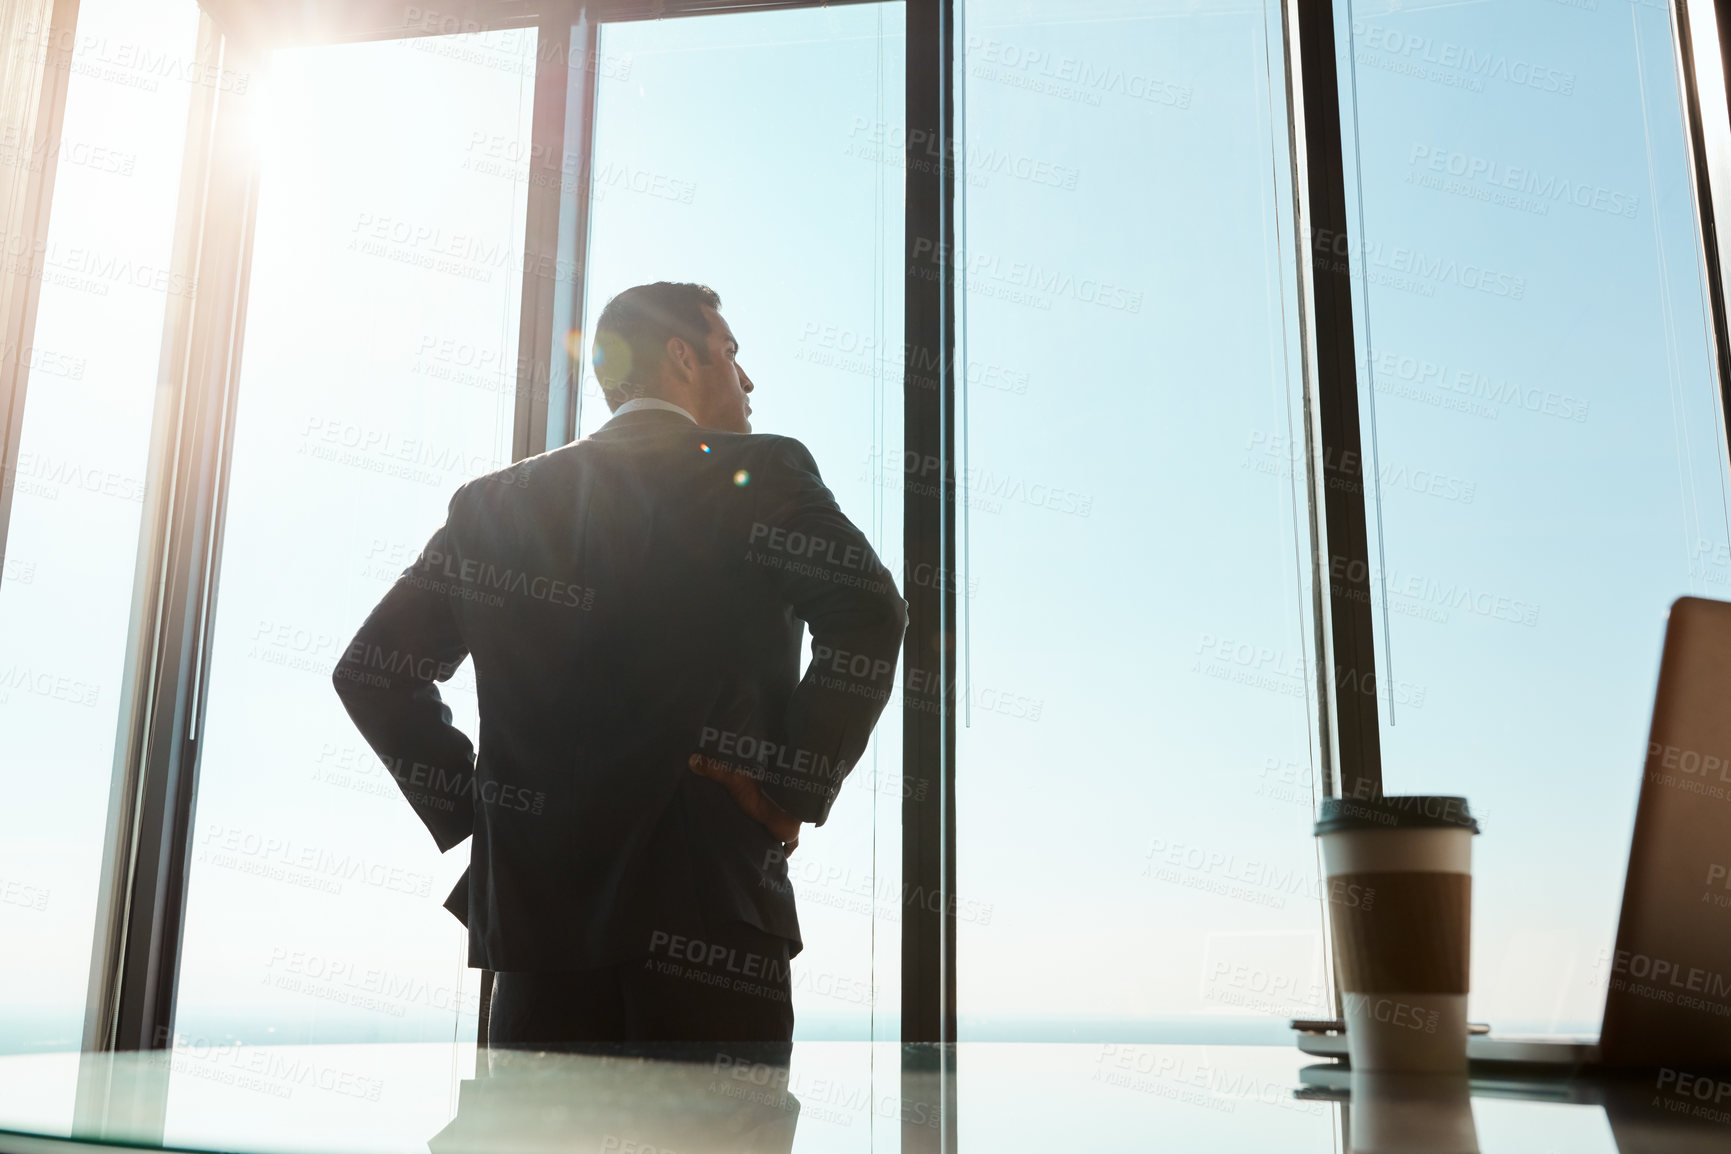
xmin=332 ymin=408 xmax=907 ymax=970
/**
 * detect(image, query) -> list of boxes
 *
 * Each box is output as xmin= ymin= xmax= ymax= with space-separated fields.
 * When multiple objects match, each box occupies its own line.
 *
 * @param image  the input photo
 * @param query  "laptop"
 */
xmin=1295 ymin=595 xmax=1731 ymax=1070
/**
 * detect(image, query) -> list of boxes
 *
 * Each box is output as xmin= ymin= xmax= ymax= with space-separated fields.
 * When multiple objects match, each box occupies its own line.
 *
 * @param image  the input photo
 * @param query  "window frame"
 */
xmin=0 ymin=0 xmax=1724 ymax=1095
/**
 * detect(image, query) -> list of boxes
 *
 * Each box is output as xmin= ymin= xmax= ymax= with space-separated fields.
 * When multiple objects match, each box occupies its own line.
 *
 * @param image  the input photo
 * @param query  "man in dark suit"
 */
xmin=333 ymin=281 xmax=906 ymax=1049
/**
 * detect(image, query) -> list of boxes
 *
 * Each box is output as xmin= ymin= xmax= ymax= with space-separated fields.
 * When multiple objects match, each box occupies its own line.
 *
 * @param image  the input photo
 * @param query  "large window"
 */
xmin=955 ymin=0 xmax=1324 ymax=1038
xmin=0 ymin=0 xmax=202 ymax=1054
xmin=1336 ymin=0 xmax=1731 ymax=1033
xmin=2 ymin=0 xmax=1730 ymax=1089
xmin=170 ymin=28 xmax=536 ymax=1048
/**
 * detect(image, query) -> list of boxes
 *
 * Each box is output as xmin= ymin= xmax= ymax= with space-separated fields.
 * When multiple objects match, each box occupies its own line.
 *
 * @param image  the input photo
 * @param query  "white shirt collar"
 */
xmin=611 ymin=396 xmax=697 ymax=424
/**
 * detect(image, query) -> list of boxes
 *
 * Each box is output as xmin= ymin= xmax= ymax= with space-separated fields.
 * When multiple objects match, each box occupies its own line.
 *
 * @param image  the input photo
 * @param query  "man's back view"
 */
xmin=333 ymin=283 xmax=907 ymax=1048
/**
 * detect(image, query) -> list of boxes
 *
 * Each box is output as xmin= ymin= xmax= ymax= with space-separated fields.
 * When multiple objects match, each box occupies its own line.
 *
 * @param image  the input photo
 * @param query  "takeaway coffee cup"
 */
xmin=1315 ymin=795 xmax=1480 ymax=1073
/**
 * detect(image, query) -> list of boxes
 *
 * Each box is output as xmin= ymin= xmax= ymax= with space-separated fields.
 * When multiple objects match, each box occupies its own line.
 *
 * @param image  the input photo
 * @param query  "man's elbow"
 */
xmin=875 ymin=589 xmax=910 ymax=649
xmin=878 ymin=595 xmax=910 ymax=672
xmin=887 ymin=586 xmax=910 ymax=627
xmin=331 ymin=652 xmax=373 ymax=702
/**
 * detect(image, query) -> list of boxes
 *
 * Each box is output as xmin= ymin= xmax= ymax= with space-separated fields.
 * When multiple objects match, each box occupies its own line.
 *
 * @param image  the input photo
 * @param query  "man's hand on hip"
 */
xmin=689 ymin=754 xmax=801 ymax=854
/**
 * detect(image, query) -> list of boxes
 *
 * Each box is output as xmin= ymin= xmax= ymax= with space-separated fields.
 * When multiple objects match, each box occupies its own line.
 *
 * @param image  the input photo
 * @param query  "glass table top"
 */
xmin=0 ymin=1041 xmax=1724 ymax=1153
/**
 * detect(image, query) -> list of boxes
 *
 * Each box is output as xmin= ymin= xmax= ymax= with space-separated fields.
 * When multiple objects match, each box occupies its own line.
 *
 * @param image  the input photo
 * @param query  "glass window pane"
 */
xmin=957 ymin=0 xmax=1320 ymax=1037
xmin=171 ymin=29 xmax=535 ymax=1048
xmin=1337 ymin=0 xmax=1730 ymax=1033
xmin=0 ymin=0 xmax=201 ymax=1054
xmin=576 ymin=6 xmax=905 ymax=1059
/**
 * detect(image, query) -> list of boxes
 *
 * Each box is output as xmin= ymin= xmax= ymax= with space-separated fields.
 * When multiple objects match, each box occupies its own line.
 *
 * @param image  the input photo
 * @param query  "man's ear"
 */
xmin=664 ymin=335 xmax=696 ymax=380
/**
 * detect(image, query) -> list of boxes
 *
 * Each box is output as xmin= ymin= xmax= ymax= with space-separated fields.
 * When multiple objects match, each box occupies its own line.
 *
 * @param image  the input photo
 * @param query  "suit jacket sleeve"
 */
xmin=332 ymin=497 xmax=476 ymax=852
xmin=752 ymin=436 xmax=909 ymax=825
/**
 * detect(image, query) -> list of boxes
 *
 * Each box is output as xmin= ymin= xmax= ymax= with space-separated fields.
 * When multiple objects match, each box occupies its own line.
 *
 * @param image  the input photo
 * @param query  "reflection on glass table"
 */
xmin=2 ymin=1042 xmax=1727 ymax=1152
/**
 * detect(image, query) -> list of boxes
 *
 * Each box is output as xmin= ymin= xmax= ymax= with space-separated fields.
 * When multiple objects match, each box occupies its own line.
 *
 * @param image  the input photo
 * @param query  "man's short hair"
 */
xmin=591 ymin=282 xmax=721 ymax=409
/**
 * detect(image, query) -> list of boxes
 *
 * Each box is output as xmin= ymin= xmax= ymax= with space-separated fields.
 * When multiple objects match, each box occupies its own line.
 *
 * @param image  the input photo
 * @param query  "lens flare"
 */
xmin=733 ymin=470 xmax=750 ymax=487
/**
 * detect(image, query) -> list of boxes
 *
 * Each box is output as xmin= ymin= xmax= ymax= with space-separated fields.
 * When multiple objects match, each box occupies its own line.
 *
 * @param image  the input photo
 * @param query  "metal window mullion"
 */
xmin=556 ymin=11 xmax=599 ymax=447
xmin=1290 ymin=0 xmax=1382 ymax=805
xmin=902 ymin=0 xmax=956 ymax=1051
xmin=1674 ymin=0 xmax=1731 ymax=476
xmin=80 ymin=17 xmax=262 ymax=1064
xmin=0 ymin=0 xmax=80 ymax=585
xmin=511 ymin=18 xmax=575 ymax=461
xmin=901 ymin=1 xmax=958 ymax=1148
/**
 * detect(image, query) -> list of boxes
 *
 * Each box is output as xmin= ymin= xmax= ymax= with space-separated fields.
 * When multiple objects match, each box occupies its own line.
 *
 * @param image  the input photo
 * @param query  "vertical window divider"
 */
xmin=1288 ymin=0 xmax=1383 ymax=806
xmin=555 ymin=6 xmax=600 ymax=448
xmin=79 ymin=14 xmax=262 ymax=1070
xmin=1672 ymin=0 xmax=1731 ymax=480
xmin=902 ymin=0 xmax=958 ymax=1143
xmin=512 ymin=15 xmax=574 ymax=461
xmin=1276 ymin=0 xmax=1339 ymax=803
